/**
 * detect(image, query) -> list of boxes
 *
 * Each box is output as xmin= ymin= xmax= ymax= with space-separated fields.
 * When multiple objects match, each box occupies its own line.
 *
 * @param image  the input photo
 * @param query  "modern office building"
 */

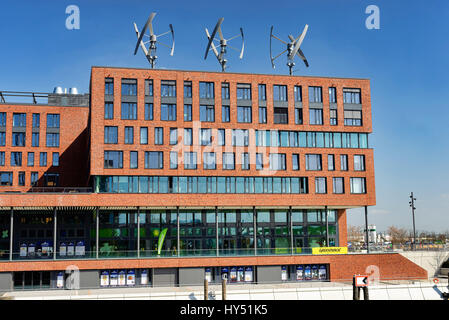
xmin=0 ymin=67 xmax=426 ymax=291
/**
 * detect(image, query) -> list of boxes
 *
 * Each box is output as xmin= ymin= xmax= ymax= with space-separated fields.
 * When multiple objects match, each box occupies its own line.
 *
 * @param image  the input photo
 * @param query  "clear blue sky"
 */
xmin=0 ymin=0 xmax=448 ymax=232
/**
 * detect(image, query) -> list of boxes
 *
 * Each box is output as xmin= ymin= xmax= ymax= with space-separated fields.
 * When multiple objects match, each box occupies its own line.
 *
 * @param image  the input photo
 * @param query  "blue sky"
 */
xmin=0 ymin=0 xmax=448 ymax=232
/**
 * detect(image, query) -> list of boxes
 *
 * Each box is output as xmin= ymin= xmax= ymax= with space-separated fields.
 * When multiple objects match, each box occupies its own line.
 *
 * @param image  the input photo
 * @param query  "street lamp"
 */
xmin=409 ymin=192 xmax=416 ymax=251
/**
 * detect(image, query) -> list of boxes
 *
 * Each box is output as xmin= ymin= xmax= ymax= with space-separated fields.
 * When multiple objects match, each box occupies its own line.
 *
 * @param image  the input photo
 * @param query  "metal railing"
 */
xmin=27 ymin=187 xmax=93 ymax=193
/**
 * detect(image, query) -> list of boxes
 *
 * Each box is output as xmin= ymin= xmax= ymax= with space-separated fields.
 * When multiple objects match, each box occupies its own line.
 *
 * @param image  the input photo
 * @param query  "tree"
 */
xmin=347 ymin=225 xmax=364 ymax=243
xmin=387 ymin=226 xmax=409 ymax=245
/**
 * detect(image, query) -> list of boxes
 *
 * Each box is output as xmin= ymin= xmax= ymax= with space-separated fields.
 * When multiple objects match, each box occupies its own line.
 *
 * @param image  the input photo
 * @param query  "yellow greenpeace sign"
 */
xmin=312 ymin=247 xmax=348 ymax=255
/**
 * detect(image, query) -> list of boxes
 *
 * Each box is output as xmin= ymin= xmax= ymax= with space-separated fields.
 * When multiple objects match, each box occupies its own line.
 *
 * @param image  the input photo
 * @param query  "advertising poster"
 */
xmin=281 ymin=266 xmax=288 ymax=281
xmin=56 ymin=272 xmax=64 ymax=288
xmin=41 ymin=241 xmax=52 ymax=257
xmin=304 ymin=265 xmax=312 ymax=280
xmin=118 ymin=270 xmax=126 ymax=286
xmin=237 ymin=266 xmax=244 ymax=282
xmin=75 ymin=241 xmax=85 ymax=256
xmin=312 ymin=265 xmax=319 ymax=280
xmin=127 ymin=270 xmax=135 ymax=286
xmin=20 ymin=243 xmax=27 ymax=257
xmin=244 ymin=267 xmax=253 ymax=282
xmin=110 ymin=270 xmax=118 ymax=286
xmin=221 ymin=267 xmax=228 ymax=281
xmin=205 ymin=268 xmax=212 ymax=283
xmin=100 ymin=271 xmax=110 ymax=287
xmin=27 ymin=243 xmax=35 ymax=257
xmin=296 ymin=265 xmax=304 ymax=281
xmin=59 ymin=242 xmax=67 ymax=256
xmin=230 ymin=267 xmax=237 ymax=282
xmin=319 ymin=265 xmax=327 ymax=280
xmin=140 ymin=269 xmax=148 ymax=285
xmin=67 ymin=242 xmax=74 ymax=256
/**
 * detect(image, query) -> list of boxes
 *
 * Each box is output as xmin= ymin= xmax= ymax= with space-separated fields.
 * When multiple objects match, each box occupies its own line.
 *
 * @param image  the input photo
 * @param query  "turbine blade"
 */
xmin=239 ymin=27 xmax=244 ymax=59
xmin=289 ymin=24 xmax=308 ymax=60
xmin=297 ymin=47 xmax=309 ymax=67
xmin=134 ymin=13 xmax=155 ymax=55
xmin=205 ymin=18 xmax=223 ymax=59
xmin=169 ymin=24 xmax=175 ymax=56
xmin=205 ymin=28 xmax=219 ymax=58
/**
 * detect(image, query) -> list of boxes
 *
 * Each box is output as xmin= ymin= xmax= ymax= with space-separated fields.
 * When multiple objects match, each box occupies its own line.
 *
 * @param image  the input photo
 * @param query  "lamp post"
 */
xmin=409 ymin=192 xmax=416 ymax=251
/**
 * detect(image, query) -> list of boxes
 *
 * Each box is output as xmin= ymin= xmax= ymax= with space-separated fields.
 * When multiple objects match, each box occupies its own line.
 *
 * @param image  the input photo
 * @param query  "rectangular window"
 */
xmin=47 ymin=114 xmax=60 ymax=128
xmin=223 ymin=153 xmax=235 ymax=170
xmin=32 ymin=114 xmax=40 ymax=128
xmin=161 ymin=104 xmax=177 ymax=121
xmin=329 ymin=87 xmax=337 ymax=103
xmin=232 ymin=129 xmax=249 ymax=147
xmin=105 ymin=103 xmax=114 ymax=119
xmin=31 ymin=172 xmax=38 ymax=186
xmin=305 ymin=154 xmax=322 ymax=171
xmin=46 ymin=133 xmax=60 ymax=147
xmin=170 ymin=152 xmax=178 ymax=169
xmin=40 ymin=152 xmax=47 ymax=167
xmin=204 ymin=152 xmax=216 ymax=170
xmin=309 ymin=86 xmax=322 ymax=103
xmin=169 ymin=128 xmax=178 ymax=145
xmin=130 ymin=151 xmax=138 ymax=169
xmin=184 ymin=104 xmax=192 ymax=122
xmin=256 ymin=153 xmax=263 ymax=170
xmin=237 ymin=106 xmax=252 ymax=123
xmin=145 ymin=103 xmax=153 ymax=120
xmin=27 ymin=152 xmax=33 ymax=166
xmin=350 ymin=177 xmax=366 ymax=194
xmin=184 ymin=152 xmax=197 ymax=169
xmin=12 ymin=132 xmax=26 ymax=146
xmin=124 ymin=126 xmax=134 ymax=144
xmin=18 ymin=172 xmax=25 ymax=186
xmin=121 ymin=79 xmax=137 ymax=96
xmin=52 ymin=152 xmax=59 ymax=166
xmin=199 ymin=82 xmax=214 ymax=99
xmin=328 ymin=154 xmax=335 ymax=171
xmin=340 ymin=154 xmax=348 ymax=171
xmin=222 ymin=105 xmax=230 ymax=122
xmin=104 ymin=151 xmax=123 ymax=168
xmin=344 ymin=110 xmax=362 ymax=126
xmin=237 ymin=83 xmax=251 ymax=100
xmin=154 ymin=127 xmax=163 ymax=145
xmin=11 ymin=152 xmax=22 ymax=166
xmin=295 ymin=108 xmax=303 ymax=124
xmin=269 ymin=153 xmax=286 ymax=170
xmin=309 ymin=109 xmax=323 ymax=125
xmin=242 ymin=153 xmax=250 ymax=170
xmin=0 ymin=172 xmax=12 ymax=186
xmin=121 ymin=103 xmax=137 ymax=120
xmin=13 ymin=113 xmax=26 ymax=127
xmin=104 ymin=126 xmax=118 ymax=144
xmin=145 ymin=151 xmax=163 ymax=169
xmin=105 ymin=78 xmax=114 ymax=95
xmin=0 ymin=132 xmax=4 ymax=146
xmin=145 ymin=79 xmax=153 ymax=96
xmin=140 ymin=127 xmax=148 ymax=144
xmin=294 ymin=86 xmax=302 ymax=101
xmin=184 ymin=81 xmax=192 ymax=98
xmin=330 ymin=109 xmax=337 ymax=125
xmin=200 ymin=105 xmax=215 ymax=122
xmin=32 ymin=133 xmax=39 ymax=147
xmin=343 ymin=88 xmax=361 ymax=104
xmin=315 ymin=177 xmax=327 ymax=194
xmin=258 ymin=84 xmax=266 ymax=100
xmin=274 ymin=108 xmax=288 ymax=124
xmin=184 ymin=128 xmax=193 ymax=146
xmin=259 ymin=107 xmax=267 ymax=123
xmin=221 ymin=83 xmax=230 ymax=99
xmin=0 ymin=152 xmax=5 ymax=166
xmin=217 ymin=129 xmax=225 ymax=146
xmin=0 ymin=113 xmax=5 ymax=126
xmin=333 ymin=177 xmax=345 ymax=194
xmin=273 ymin=85 xmax=287 ymax=101
xmin=200 ymin=128 xmax=212 ymax=146
xmin=161 ymin=80 xmax=176 ymax=97
xmin=354 ymin=155 xmax=365 ymax=171
xmin=292 ymin=154 xmax=300 ymax=170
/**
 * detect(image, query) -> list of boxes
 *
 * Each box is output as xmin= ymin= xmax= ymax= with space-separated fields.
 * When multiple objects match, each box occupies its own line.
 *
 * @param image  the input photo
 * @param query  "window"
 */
xmin=204 ymin=152 xmax=216 ymax=170
xmin=343 ymin=88 xmax=361 ymax=104
xmin=354 ymin=155 xmax=365 ymax=171
xmin=295 ymin=108 xmax=303 ymax=124
xmin=0 ymin=113 xmax=5 ymax=126
xmin=52 ymin=152 xmax=59 ymax=166
xmin=184 ymin=152 xmax=197 ymax=170
xmin=184 ymin=81 xmax=192 ymax=98
xmin=32 ymin=114 xmax=40 ymax=128
xmin=350 ymin=177 xmax=366 ymax=194
xmin=13 ymin=113 xmax=26 ymax=127
xmin=169 ymin=128 xmax=178 ymax=145
xmin=145 ymin=103 xmax=153 ymax=120
xmin=256 ymin=153 xmax=263 ymax=170
xmin=31 ymin=133 xmax=39 ymax=147
xmin=0 ymin=172 xmax=12 ymax=186
xmin=12 ymin=133 xmax=26 ymax=146
xmin=11 ymin=152 xmax=22 ymax=166
xmin=170 ymin=152 xmax=178 ymax=169
xmin=200 ymin=105 xmax=215 ymax=122
xmin=274 ymin=108 xmax=288 ymax=124
xmin=121 ymin=103 xmax=137 ymax=120
xmin=104 ymin=126 xmax=118 ymax=144
xmin=105 ymin=103 xmax=114 ymax=119
xmin=273 ymin=85 xmax=287 ymax=101
xmin=237 ymin=106 xmax=252 ymax=123
xmin=237 ymin=83 xmax=251 ymax=100
xmin=292 ymin=154 xmax=300 ymax=170
xmin=140 ymin=127 xmax=148 ymax=144
xmin=344 ymin=110 xmax=362 ymax=126
xmin=184 ymin=128 xmax=192 ymax=146
xmin=161 ymin=104 xmax=176 ymax=121
xmin=26 ymin=152 xmax=34 ymax=167
xmin=340 ymin=155 xmax=348 ymax=171
xmin=223 ymin=153 xmax=235 ymax=170
xmin=232 ymin=129 xmax=249 ymax=146
xmin=19 ymin=172 xmax=25 ymax=186
xmin=221 ymin=83 xmax=230 ymax=99
xmin=259 ymin=107 xmax=267 ymax=123
xmin=40 ymin=152 xmax=47 ymax=167
xmin=31 ymin=172 xmax=38 ymax=186
xmin=199 ymin=82 xmax=214 ymax=99
xmin=330 ymin=109 xmax=337 ymax=125
xmin=121 ymin=79 xmax=137 ymax=96
xmin=294 ymin=86 xmax=302 ymax=101
xmin=315 ymin=177 xmax=327 ymax=194
xmin=328 ymin=154 xmax=335 ymax=171
xmin=47 ymin=114 xmax=60 ymax=128
xmin=104 ymin=151 xmax=123 ymax=168
xmin=305 ymin=154 xmax=322 ymax=171
xmin=44 ymin=173 xmax=59 ymax=187
xmin=161 ymin=80 xmax=176 ymax=97
xmin=269 ymin=153 xmax=286 ymax=170
xmin=145 ymin=79 xmax=153 ymax=96
xmin=200 ymin=128 xmax=212 ymax=146
xmin=184 ymin=104 xmax=192 ymax=122
xmin=0 ymin=152 xmax=4 ymax=166
xmin=105 ymin=78 xmax=114 ymax=95
xmin=309 ymin=109 xmax=323 ymax=125
xmin=309 ymin=86 xmax=322 ymax=103
xmin=222 ymin=105 xmax=230 ymax=122
xmin=0 ymin=132 xmax=4 ymax=146
xmin=46 ymin=133 xmax=60 ymax=147
xmin=154 ymin=127 xmax=163 ymax=145
xmin=258 ymin=84 xmax=266 ymax=100
xmin=217 ymin=129 xmax=225 ymax=146
xmin=145 ymin=151 xmax=163 ymax=169
xmin=124 ymin=126 xmax=134 ymax=144
xmin=130 ymin=151 xmax=138 ymax=169
xmin=241 ymin=153 xmax=250 ymax=170
xmin=333 ymin=177 xmax=344 ymax=194
xmin=329 ymin=87 xmax=337 ymax=103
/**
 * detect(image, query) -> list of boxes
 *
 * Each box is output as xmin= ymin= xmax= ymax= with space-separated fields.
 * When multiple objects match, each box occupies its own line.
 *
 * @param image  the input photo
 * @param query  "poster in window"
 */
xmin=281 ymin=266 xmax=288 ymax=281
xmin=205 ymin=268 xmax=212 ymax=283
xmin=28 ymin=243 xmax=35 ymax=257
xmin=41 ymin=241 xmax=52 ymax=257
xmin=237 ymin=266 xmax=245 ymax=282
xmin=230 ymin=267 xmax=237 ymax=282
xmin=118 ymin=270 xmax=126 ymax=286
xmin=67 ymin=242 xmax=74 ymax=256
xmin=296 ymin=265 xmax=304 ymax=281
xmin=312 ymin=265 xmax=319 ymax=280
xmin=244 ymin=267 xmax=253 ymax=282
xmin=20 ymin=243 xmax=27 ymax=257
xmin=221 ymin=267 xmax=229 ymax=281
xmin=75 ymin=241 xmax=85 ymax=256
xmin=140 ymin=269 xmax=148 ymax=285
xmin=57 ymin=272 xmax=64 ymax=288
xmin=319 ymin=265 xmax=327 ymax=280
xmin=127 ymin=270 xmax=135 ymax=286
xmin=304 ymin=265 xmax=312 ymax=280
xmin=110 ymin=270 xmax=118 ymax=286
xmin=100 ymin=271 xmax=110 ymax=287
xmin=59 ymin=242 xmax=67 ymax=256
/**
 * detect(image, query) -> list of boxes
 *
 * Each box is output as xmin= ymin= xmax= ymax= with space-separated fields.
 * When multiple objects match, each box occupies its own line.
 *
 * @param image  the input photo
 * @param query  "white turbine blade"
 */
xmin=297 ymin=47 xmax=309 ymax=67
xmin=148 ymin=12 xmax=156 ymax=35
xmin=289 ymin=24 xmax=308 ymax=59
xmin=239 ymin=27 xmax=244 ymax=59
xmin=133 ymin=22 xmax=148 ymax=56
xmin=205 ymin=28 xmax=219 ymax=58
xmin=204 ymin=18 xmax=223 ymax=59
xmin=169 ymin=24 xmax=175 ymax=56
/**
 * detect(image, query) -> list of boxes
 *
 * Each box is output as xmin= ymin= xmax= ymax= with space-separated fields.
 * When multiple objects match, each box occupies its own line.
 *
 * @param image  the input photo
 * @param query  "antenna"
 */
xmin=270 ymin=24 xmax=309 ymax=75
xmin=133 ymin=12 xmax=175 ymax=68
xmin=204 ymin=18 xmax=244 ymax=72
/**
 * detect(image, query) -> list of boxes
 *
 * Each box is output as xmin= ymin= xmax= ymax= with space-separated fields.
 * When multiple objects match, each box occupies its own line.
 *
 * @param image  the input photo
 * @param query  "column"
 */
xmin=215 ymin=206 xmax=219 ymax=257
xmin=177 ymin=206 xmax=180 ymax=257
xmin=53 ymin=207 xmax=57 ymax=260
xmin=9 ymin=208 xmax=13 ymax=261
xmin=364 ymin=206 xmax=370 ymax=254
xmin=289 ymin=206 xmax=293 ymax=255
xmin=325 ymin=206 xmax=329 ymax=247
xmin=137 ymin=207 xmax=140 ymax=258
xmin=96 ymin=207 xmax=99 ymax=259
xmin=253 ymin=206 xmax=257 ymax=256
